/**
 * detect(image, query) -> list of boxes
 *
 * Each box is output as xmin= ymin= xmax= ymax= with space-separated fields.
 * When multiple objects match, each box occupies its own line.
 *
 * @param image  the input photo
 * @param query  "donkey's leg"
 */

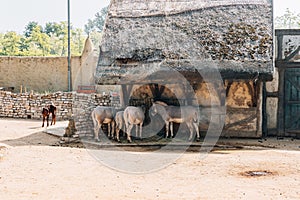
xmin=165 ymin=121 xmax=169 ymax=138
xmin=120 ymin=120 xmax=125 ymax=137
xmin=42 ymin=116 xmax=45 ymax=127
xmin=50 ymin=114 xmax=54 ymax=126
xmin=193 ymin=122 xmax=200 ymax=141
xmin=170 ymin=122 xmax=174 ymax=138
xmin=46 ymin=115 xmax=49 ymax=127
xmin=127 ymin=124 xmax=133 ymax=143
xmin=116 ymin=127 xmax=120 ymax=142
xmin=135 ymin=124 xmax=138 ymax=138
xmin=111 ymin=121 xmax=115 ymax=139
xmin=51 ymin=113 xmax=56 ymax=125
xmin=187 ymin=123 xmax=194 ymax=141
xmin=53 ymin=114 xmax=56 ymax=125
xmin=139 ymin=122 xmax=143 ymax=138
xmin=107 ymin=123 xmax=111 ymax=138
xmin=94 ymin=122 xmax=101 ymax=142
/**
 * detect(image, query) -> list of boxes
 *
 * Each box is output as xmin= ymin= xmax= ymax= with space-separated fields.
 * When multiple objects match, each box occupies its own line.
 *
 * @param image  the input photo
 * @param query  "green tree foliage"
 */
xmin=275 ymin=8 xmax=300 ymax=29
xmin=27 ymin=26 xmax=51 ymax=56
xmin=0 ymin=21 xmax=85 ymax=56
xmin=0 ymin=6 xmax=109 ymax=56
xmin=1 ymin=31 xmax=22 ymax=55
xmin=24 ymin=21 xmax=42 ymax=38
xmin=84 ymin=6 xmax=108 ymax=35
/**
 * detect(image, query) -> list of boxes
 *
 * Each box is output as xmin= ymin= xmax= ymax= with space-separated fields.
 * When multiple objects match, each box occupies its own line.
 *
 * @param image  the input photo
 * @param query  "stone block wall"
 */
xmin=0 ymin=91 xmax=73 ymax=120
xmin=0 ymin=90 xmax=120 ymax=137
xmin=72 ymin=93 xmax=120 ymax=136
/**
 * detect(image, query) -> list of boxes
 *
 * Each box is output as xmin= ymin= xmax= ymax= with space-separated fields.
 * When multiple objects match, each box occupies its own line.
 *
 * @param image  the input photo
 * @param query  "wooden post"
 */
xmin=277 ymin=68 xmax=285 ymax=137
xmin=262 ymin=81 xmax=268 ymax=137
xmin=120 ymin=85 xmax=126 ymax=108
xmin=256 ymin=81 xmax=263 ymax=138
xmin=120 ymin=85 xmax=133 ymax=108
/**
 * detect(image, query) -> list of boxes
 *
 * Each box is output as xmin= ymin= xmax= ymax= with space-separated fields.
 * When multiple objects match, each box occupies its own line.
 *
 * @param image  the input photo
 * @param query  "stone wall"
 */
xmin=72 ymin=93 xmax=120 ymax=136
xmin=0 ymin=91 xmax=120 ymax=137
xmin=0 ymin=91 xmax=73 ymax=120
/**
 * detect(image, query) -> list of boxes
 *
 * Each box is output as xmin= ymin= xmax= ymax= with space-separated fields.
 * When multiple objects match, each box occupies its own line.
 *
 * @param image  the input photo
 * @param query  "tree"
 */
xmin=44 ymin=22 xmax=64 ymax=37
xmin=1 ymin=31 xmax=21 ymax=55
xmin=84 ymin=6 xmax=108 ymax=34
xmin=19 ymin=37 xmax=30 ymax=54
xmin=71 ymin=28 xmax=85 ymax=56
xmin=275 ymin=8 xmax=300 ymax=29
xmin=24 ymin=21 xmax=42 ymax=38
xmin=0 ymin=21 xmax=87 ymax=56
xmin=27 ymin=26 xmax=51 ymax=56
xmin=0 ymin=33 xmax=4 ymax=55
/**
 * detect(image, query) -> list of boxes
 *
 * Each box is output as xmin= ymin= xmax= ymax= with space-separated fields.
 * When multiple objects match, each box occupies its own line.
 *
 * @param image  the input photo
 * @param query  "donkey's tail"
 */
xmin=193 ymin=110 xmax=199 ymax=123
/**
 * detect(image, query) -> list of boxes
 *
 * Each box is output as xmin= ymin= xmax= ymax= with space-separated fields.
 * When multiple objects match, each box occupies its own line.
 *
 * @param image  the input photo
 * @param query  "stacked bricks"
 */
xmin=72 ymin=93 xmax=121 ymax=137
xmin=0 ymin=91 xmax=73 ymax=120
xmin=0 ymin=91 xmax=121 ymax=137
xmin=72 ymin=93 xmax=98 ymax=137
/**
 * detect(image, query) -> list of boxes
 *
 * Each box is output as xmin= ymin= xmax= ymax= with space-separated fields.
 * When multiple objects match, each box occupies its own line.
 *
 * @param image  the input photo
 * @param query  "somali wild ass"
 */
xmin=150 ymin=101 xmax=200 ymax=141
xmin=115 ymin=111 xmax=125 ymax=142
xmin=91 ymin=106 xmax=116 ymax=142
xmin=123 ymin=106 xmax=145 ymax=143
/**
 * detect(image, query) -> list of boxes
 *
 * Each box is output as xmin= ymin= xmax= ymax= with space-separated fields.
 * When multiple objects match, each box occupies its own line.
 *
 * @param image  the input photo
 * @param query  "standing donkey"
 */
xmin=91 ymin=106 xmax=116 ymax=142
xmin=115 ymin=111 xmax=125 ymax=142
xmin=150 ymin=101 xmax=200 ymax=141
xmin=123 ymin=106 xmax=145 ymax=143
xmin=42 ymin=104 xmax=56 ymax=127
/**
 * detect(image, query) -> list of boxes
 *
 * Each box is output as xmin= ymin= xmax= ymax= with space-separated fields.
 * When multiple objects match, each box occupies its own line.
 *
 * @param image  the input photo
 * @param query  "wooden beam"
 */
xmin=256 ymin=82 xmax=263 ymax=137
xmin=275 ymin=29 xmax=300 ymax=36
xmin=275 ymin=61 xmax=300 ymax=69
xmin=224 ymin=114 xmax=257 ymax=130
xmin=284 ymin=46 xmax=300 ymax=62
xmin=266 ymin=91 xmax=278 ymax=98
xmin=262 ymin=81 xmax=268 ymax=137
xmin=277 ymin=35 xmax=283 ymax=61
xmin=277 ymin=68 xmax=285 ymax=136
xmin=120 ymin=84 xmax=133 ymax=108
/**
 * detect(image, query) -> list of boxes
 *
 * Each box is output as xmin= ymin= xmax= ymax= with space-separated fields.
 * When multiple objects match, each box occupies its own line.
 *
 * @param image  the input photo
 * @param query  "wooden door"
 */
xmin=284 ymin=68 xmax=300 ymax=135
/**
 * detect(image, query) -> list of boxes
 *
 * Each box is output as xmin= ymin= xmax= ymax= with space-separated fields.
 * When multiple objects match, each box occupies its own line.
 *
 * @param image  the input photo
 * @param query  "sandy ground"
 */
xmin=0 ymin=118 xmax=299 ymax=200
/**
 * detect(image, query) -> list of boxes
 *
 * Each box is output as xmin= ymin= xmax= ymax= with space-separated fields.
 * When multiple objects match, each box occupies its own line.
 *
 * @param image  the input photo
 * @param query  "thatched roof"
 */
xmin=95 ymin=0 xmax=273 ymax=85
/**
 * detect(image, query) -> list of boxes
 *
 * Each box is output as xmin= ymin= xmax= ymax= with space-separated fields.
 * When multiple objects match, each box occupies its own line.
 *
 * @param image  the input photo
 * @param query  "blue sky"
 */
xmin=0 ymin=0 xmax=299 ymax=33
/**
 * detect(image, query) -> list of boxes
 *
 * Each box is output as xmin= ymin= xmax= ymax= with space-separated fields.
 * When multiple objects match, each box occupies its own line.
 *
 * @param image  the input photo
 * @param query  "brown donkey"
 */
xmin=42 ymin=104 xmax=57 ymax=127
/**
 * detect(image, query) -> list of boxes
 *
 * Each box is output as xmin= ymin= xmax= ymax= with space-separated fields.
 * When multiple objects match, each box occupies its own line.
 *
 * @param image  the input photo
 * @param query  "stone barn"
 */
xmin=94 ymin=0 xmax=273 ymax=138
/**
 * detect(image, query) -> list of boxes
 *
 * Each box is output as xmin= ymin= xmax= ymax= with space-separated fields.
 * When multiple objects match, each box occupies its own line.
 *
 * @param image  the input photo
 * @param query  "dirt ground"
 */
xmin=0 ymin=118 xmax=299 ymax=199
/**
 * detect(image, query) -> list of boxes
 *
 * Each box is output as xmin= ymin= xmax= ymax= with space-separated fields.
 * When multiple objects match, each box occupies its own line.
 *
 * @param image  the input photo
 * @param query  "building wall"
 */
xmin=0 ymin=38 xmax=97 ymax=93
